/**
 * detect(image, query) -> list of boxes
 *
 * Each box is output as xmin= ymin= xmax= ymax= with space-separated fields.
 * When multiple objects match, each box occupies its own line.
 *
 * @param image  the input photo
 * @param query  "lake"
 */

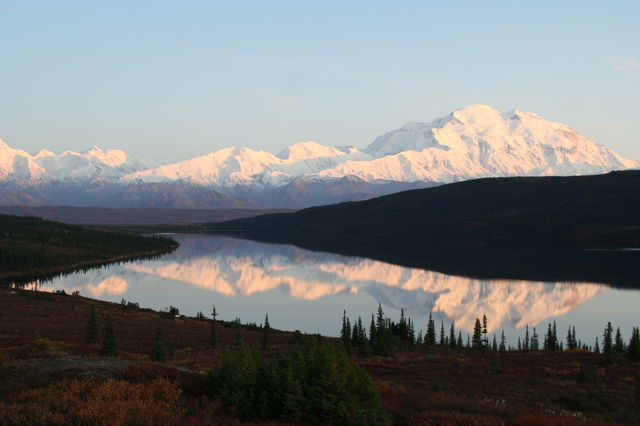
xmin=25 ymin=233 xmax=640 ymax=347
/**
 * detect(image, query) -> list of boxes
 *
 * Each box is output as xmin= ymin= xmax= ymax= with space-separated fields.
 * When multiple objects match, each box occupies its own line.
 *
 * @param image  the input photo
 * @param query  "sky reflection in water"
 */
xmin=32 ymin=234 xmax=639 ymax=345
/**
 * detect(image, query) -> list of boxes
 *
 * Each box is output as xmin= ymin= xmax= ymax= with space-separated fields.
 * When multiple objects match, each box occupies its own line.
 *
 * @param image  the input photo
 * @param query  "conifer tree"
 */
xmin=376 ymin=303 xmax=385 ymax=338
xmin=544 ymin=323 xmax=558 ymax=350
xmin=211 ymin=305 xmax=219 ymax=348
xmin=531 ymin=328 xmax=539 ymax=351
xmin=594 ymin=337 xmax=601 ymax=354
xmin=466 ymin=334 xmax=471 ymax=349
xmin=566 ymin=326 xmax=574 ymax=349
xmin=351 ymin=318 xmax=359 ymax=347
xmin=628 ymin=327 xmax=640 ymax=362
xmin=408 ymin=318 xmax=416 ymax=348
xmin=262 ymin=314 xmax=271 ymax=349
xmin=416 ymin=330 xmax=423 ymax=346
xmin=472 ymin=318 xmax=483 ymax=350
xmin=341 ymin=310 xmax=352 ymax=349
xmin=499 ymin=330 xmax=506 ymax=352
xmin=603 ymin=322 xmax=613 ymax=356
xmin=100 ymin=315 xmax=116 ymax=356
xmin=85 ymin=305 xmax=99 ymax=344
xmin=399 ymin=309 xmax=407 ymax=340
xmin=517 ymin=337 xmax=522 ymax=351
xmin=150 ymin=327 xmax=173 ymax=362
xmin=425 ymin=312 xmax=436 ymax=347
xmin=614 ymin=327 xmax=625 ymax=353
xmin=524 ymin=325 xmax=530 ymax=350
xmin=369 ymin=315 xmax=376 ymax=347
xmin=449 ymin=323 xmax=456 ymax=348
xmin=457 ymin=331 xmax=463 ymax=347
xmin=482 ymin=314 xmax=488 ymax=349
xmin=439 ymin=322 xmax=445 ymax=346
xmin=492 ymin=334 xmax=498 ymax=352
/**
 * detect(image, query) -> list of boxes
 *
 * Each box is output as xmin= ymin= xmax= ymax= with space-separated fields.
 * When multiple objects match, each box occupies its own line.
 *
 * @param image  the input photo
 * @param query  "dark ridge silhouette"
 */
xmin=0 ymin=205 xmax=292 ymax=226
xmin=207 ymin=170 xmax=640 ymax=244
xmin=206 ymin=171 xmax=640 ymax=287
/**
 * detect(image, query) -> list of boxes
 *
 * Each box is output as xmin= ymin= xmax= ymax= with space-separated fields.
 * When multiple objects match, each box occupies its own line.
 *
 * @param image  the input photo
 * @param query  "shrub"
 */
xmin=207 ymin=339 xmax=388 ymax=425
xmin=0 ymin=377 xmax=185 ymax=425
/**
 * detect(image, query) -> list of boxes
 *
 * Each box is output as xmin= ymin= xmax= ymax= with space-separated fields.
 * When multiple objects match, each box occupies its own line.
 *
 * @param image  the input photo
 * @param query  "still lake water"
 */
xmin=30 ymin=234 xmax=640 ymax=346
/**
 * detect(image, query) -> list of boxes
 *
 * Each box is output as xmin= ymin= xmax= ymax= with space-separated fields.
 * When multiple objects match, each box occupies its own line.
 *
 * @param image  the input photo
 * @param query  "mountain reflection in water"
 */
xmin=26 ymin=233 xmax=633 ymax=342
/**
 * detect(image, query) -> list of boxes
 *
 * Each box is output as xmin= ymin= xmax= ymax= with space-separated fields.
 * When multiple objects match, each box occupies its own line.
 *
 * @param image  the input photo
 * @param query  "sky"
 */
xmin=1 ymin=0 xmax=639 ymax=163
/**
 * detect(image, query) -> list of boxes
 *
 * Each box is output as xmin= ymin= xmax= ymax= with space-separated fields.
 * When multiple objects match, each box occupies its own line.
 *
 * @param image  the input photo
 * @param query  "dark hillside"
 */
xmin=0 ymin=214 xmax=177 ymax=279
xmin=208 ymin=170 xmax=640 ymax=245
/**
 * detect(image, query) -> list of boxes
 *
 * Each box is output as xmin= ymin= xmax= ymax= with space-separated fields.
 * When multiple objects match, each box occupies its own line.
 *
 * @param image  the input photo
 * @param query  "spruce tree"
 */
xmin=531 ymin=328 xmax=539 ymax=351
xmin=457 ymin=331 xmax=463 ymax=348
xmin=262 ymin=314 xmax=271 ymax=349
xmin=614 ymin=327 xmax=625 ymax=353
xmin=210 ymin=305 xmax=219 ymax=348
xmin=439 ymin=322 xmax=445 ymax=346
xmin=369 ymin=315 xmax=376 ymax=347
xmin=85 ymin=305 xmax=99 ymax=344
xmin=492 ymin=334 xmax=498 ymax=352
xmin=594 ymin=337 xmax=601 ymax=354
xmin=449 ymin=323 xmax=456 ymax=348
xmin=499 ymin=330 xmax=506 ymax=352
xmin=150 ymin=327 xmax=172 ymax=362
xmin=425 ymin=312 xmax=436 ymax=347
xmin=399 ymin=309 xmax=407 ymax=340
xmin=524 ymin=325 xmax=530 ymax=351
xmin=566 ymin=326 xmax=574 ymax=350
xmin=628 ymin=327 xmax=640 ymax=362
xmin=482 ymin=314 xmax=488 ymax=349
xmin=341 ymin=310 xmax=352 ymax=349
xmin=408 ymin=319 xmax=416 ymax=348
xmin=472 ymin=318 xmax=483 ymax=350
xmin=603 ymin=322 xmax=613 ymax=356
xmin=100 ymin=315 xmax=117 ymax=356
xmin=376 ymin=303 xmax=385 ymax=338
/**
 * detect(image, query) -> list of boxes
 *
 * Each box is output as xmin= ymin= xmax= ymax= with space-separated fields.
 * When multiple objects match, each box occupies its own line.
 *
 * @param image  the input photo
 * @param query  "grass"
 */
xmin=0 ymin=287 xmax=638 ymax=425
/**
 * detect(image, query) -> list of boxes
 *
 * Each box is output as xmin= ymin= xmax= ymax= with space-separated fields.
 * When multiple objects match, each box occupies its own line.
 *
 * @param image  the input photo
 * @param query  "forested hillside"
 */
xmin=0 ymin=214 xmax=177 ymax=278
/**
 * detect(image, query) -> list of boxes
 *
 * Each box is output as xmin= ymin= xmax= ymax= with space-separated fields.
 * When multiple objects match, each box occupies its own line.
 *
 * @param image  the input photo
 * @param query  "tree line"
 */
xmin=0 ymin=213 xmax=176 ymax=276
xmin=340 ymin=304 xmax=640 ymax=362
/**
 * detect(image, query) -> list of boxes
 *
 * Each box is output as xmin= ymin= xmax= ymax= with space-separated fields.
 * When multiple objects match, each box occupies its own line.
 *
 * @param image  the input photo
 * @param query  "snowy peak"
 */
xmin=2 ymin=104 xmax=638 ymax=208
xmin=276 ymin=141 xmax=347 ymax=161
xmin=126 ymin=141 xmax=373 ymax=187
xmin=0 ymin=139 xmax=156 ymax=182
xmin=33 ymin=149 xmax=54 ymax=159
xmin=351 ymin=104 xmax=638 ymax=182
xmin=80 ymin=145 xmax=128 ymax=167
xmin=0 ymin=138 xmax=46 ymax=180
xmin=125 ymin=145 xmax=282 ymax=186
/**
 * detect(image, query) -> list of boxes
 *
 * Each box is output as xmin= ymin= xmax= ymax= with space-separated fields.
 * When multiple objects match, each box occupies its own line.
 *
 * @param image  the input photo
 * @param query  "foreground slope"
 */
xmin=209 ymin=170 xmax=640 ymax=245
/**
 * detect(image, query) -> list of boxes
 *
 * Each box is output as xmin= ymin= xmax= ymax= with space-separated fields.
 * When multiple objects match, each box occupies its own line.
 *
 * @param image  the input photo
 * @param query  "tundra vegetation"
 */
xmin=0 ymin=290 xmax=639 ymax=424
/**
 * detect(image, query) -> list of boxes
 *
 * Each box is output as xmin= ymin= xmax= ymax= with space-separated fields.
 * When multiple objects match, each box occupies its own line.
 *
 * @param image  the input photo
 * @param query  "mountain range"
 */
xmin=1 ymin=104 xmax=636 ymax=209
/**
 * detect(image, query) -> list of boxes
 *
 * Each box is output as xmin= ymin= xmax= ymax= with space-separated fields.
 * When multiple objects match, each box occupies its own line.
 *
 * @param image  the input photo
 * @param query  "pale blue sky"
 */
xmin=1 ymin=0 xmax=638 ymax=162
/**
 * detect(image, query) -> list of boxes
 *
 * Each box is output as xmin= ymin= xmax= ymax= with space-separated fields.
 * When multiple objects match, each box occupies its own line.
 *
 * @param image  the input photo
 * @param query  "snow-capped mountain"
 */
xmin=0 ymin=138 xmax=46 ymax=180
xmin=323 ymin=104 xmax=636 ymax=182
xmin=0 ymin=139 xmax=156 ymax=182
xmin=124 ymin=141 xmax=372 ymax=188
xmin=1 ymin=104 xmax=637 ymax=208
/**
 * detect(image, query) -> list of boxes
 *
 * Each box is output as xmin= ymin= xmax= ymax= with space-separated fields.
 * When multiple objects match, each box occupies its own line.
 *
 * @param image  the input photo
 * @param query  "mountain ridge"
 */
xmin=1 ymin=104 xmax=637 ymax=208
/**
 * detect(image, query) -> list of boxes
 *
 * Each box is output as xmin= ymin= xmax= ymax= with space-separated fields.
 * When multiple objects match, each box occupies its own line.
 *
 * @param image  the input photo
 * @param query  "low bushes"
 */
xmin=207 ymin=339 xmax=388 ymax=425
